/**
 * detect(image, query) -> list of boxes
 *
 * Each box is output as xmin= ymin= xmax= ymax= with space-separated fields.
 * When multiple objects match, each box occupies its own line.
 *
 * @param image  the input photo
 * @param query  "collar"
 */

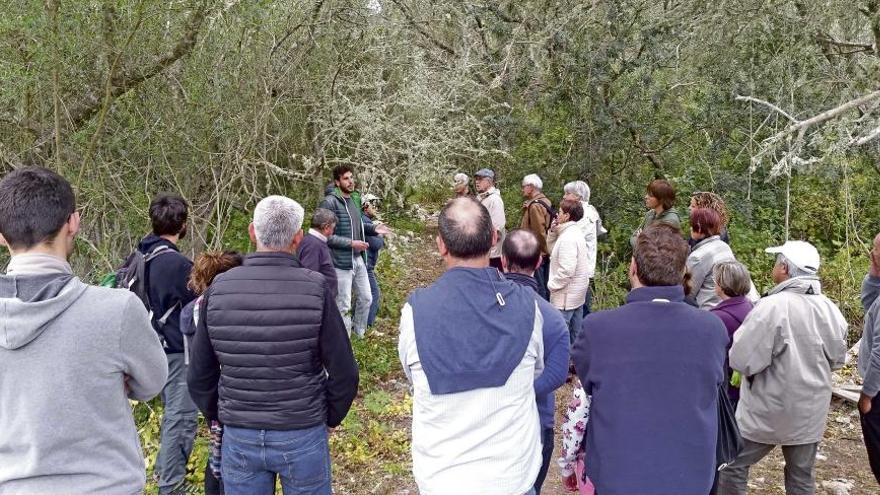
xmin=6 ymin=253 xmax=73 ymax=276
xmin=714 ymin=295 xmax=750 ymax=310
xmin=244 ymin=251 xmax=302 ymax=268
xmin=767 ymin=275 xmax=822 ymax=296
xmin=556 ymin=221 xmax=577 ymax=234
xmin=308 ymin=228 xmax=328 ymax=242
xmin=626 ymin=285 xmax=686 ymax=304
xmin=691 ymin=235 xmax=722 ymax=251
xmin=504 ymin=272 xmax=539 ymax=292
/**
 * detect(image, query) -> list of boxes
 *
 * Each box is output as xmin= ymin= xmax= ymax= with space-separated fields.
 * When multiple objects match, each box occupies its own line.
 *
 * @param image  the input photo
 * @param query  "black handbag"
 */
xmin=716 ymin=383 xmax=744 ymax=471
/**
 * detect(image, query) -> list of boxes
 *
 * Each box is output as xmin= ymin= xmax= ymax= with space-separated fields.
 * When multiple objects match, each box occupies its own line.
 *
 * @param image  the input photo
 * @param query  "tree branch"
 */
xmin=36 ymin=0 xmax=208 ymax=156
xmin=389 ymin=0 xmax=456 ymax=56
xmin=735 ymin=94 xmax=798 ymax=123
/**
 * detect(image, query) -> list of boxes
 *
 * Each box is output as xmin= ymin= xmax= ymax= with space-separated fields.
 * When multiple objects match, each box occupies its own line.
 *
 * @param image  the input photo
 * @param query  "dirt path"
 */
xmin=344 ymin=230 xmax=875 ymax=495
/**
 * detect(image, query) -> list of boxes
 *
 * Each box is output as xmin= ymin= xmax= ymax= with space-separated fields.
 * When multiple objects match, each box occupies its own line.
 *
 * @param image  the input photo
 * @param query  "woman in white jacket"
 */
xmin=548 ymin=199 xmax=590 ymax=344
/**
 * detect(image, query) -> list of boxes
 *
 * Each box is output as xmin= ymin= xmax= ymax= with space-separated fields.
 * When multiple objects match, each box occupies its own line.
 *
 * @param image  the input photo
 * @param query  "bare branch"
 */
xmin=735 ymin=94 xmax=798 ymax=123
xmin=760 ymin=89 xmax=880 ymax=145
xmin=388 ymin=0 xmax=456 ymax=56
xmin=849 ymin=125 xmax=880 ymax=146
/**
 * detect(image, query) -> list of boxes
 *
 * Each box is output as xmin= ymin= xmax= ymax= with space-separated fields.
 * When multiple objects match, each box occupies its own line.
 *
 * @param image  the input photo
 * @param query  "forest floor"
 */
xmin=330 ymin=228 xmax=876 ymax=495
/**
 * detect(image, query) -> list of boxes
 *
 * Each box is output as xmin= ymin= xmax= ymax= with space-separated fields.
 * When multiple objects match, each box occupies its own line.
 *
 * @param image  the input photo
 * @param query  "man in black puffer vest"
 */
xmin=187 ymin=195 xmax=359 ymax=495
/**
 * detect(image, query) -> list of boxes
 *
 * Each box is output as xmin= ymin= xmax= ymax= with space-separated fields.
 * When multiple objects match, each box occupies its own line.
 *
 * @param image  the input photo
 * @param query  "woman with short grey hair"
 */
xmin=559 ymin=180 xmax=604 ymax=315
xmin=710 ymin=260 xmax=755 ymax=410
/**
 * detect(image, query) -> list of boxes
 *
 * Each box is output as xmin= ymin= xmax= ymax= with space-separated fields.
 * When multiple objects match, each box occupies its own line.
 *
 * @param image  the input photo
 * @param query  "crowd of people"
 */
xmin=0 ymin=165 xmax=879 ymax=495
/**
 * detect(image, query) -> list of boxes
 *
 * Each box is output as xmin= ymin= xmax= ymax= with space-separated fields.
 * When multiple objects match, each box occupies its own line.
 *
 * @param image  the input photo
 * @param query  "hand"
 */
xmin=860 ymin=393 xmax=873 ymax=415
xmin=375 ymin=224 xmax=392 ymax=236
xmin=352 ymin=241 xmax=369 ymax=252
xmin=562 ymin=473 xmax=578 ymax=492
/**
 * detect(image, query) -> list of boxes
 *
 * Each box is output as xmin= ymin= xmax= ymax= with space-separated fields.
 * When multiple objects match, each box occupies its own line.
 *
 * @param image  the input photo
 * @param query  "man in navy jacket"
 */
xmin=502 ymin=229 xmax=569 ymax=495
xmin=572 ymin=223 xmax=728 ymax=495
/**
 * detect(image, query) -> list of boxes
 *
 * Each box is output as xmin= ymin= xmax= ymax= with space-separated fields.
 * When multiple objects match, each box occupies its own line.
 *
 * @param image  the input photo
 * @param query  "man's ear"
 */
xmin=0 ymin=233 xmax=8 ymax=248
xmin=248 ymin=223 xmax=257 ymax=245
xmin=628 ymin=257 xmax=638 ymax=280
xmin=501 ymin=255 xmax=509 ymax=272
xmin=491 ymin=228 xmax=499 ymax=247
xmin=67 ymin=211 xmax=81 ymax=238
xmin=290 ymin=229 xmax=304 ymax=252
xmin=534 ymin=256 xmax=543 ymax=271
xmin=436 ymin=235 xmax=449 ymax=257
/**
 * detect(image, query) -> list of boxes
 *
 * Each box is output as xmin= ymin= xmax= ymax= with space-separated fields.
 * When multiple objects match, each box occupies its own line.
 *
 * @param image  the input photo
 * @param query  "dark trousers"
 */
xmin=534 ymin=256 xmax=550 ymax=300
xmin=205 ymin=462 xmax=224 ymax=495
xmin=533 ymin=426 xmax=555 ymax=494
xmin=861 ymin=393 xmax=880 ymax=485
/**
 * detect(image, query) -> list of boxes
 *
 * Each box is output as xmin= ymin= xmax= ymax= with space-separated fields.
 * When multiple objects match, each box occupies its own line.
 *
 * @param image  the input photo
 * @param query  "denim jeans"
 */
xmin=534 ymin=257 xmax=550 ymax=301
xmin=367 ymin=268 xmax=380 ymax=327
xmin=717 ymin=439 xmax=818 ymax=495
xmin=221 ymin=424 xmax=331 ymax=495
xmin=335 ymin=255 xmax=372 ymax=337
xmin=560 ymin=305 xmax=584 ymax=345
xmin=156 ymin=353 xmax=199 ymax=494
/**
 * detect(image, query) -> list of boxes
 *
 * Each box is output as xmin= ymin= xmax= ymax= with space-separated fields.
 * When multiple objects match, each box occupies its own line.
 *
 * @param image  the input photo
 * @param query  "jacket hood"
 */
xmin=138 ymin=233 xmax=180 ymax=254
xmin=768 ymin=275 xmax=822 ymax=297
xmin=0 ymin=274 xmax=88 ymax=350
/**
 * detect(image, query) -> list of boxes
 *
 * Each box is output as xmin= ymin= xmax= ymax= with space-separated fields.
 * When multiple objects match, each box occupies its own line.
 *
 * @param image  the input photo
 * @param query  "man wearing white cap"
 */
xmin=718 ymin=241 xmax=848 ymax=495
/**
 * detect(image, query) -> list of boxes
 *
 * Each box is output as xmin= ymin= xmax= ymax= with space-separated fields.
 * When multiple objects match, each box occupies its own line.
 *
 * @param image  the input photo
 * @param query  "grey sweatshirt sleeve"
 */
xmin=862 ymin=276 xmax=880 ymax=396
xmin=119 ymin=295 xmax=168 ymax=401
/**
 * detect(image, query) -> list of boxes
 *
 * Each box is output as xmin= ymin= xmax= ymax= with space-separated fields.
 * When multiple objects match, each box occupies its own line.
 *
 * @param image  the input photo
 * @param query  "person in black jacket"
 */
xmin=139 ymin=193 xmax=198 ymax=495
xmin=187 ymin=195 xmax=359 ymax=495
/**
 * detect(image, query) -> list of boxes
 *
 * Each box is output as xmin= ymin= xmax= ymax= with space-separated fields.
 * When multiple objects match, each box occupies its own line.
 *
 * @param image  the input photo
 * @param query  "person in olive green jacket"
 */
xmin=631 ymin=178 xmax=681 ymax=247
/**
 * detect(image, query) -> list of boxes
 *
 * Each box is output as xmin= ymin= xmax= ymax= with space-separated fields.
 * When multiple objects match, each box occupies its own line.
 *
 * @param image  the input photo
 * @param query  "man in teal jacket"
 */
xmin=320 ymin=165 xmax=390 ymax=337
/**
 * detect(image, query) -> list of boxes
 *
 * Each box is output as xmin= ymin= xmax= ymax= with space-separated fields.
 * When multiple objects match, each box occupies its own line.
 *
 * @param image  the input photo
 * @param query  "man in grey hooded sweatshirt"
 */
xmin=0 ymin=167 xmax=168 ymax=495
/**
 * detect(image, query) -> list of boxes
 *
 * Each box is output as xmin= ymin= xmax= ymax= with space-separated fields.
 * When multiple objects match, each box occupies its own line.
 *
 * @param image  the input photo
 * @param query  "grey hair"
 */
xmin=453 ymin=173 xmax=468 ymax=186
xmin=310 ymin=207 xmax=337 ymax=230
xmin=713 ymin=261 xmax=752 ymax=297
xmin=563 ymin=180 xmax=591 ymax=203
xmin=776 ymin=254 xmax=813 ymax=278
xmin=522 ymin=173 xmax=543 ymax=190
xmin=253 ymin=195 xmax=304 ymax=249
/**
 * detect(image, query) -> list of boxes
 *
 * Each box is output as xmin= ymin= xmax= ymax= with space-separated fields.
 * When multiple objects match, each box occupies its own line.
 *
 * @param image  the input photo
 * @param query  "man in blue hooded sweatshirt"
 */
xmin=572 ymin=223 xmax=728 ymax=495
xmin=399 ymin=197 xmax=545 ymax=495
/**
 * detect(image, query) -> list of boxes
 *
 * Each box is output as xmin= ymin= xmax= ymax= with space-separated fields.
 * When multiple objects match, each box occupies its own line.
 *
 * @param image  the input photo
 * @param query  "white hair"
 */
xmin=522 ymin=173 xmax=543 ymax=190
xmin=564 ymin=180 xmax=591 ymax=203
xmin=453 ymin=173 xmax=468 ymax=185
xmin=253 ymin=195 xmax=304 ymax=249
xmin=776 ymin=254 xmax=813 ymax=278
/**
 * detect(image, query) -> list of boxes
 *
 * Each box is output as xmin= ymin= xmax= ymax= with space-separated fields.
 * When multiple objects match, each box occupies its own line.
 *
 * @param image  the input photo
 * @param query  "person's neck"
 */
xmin=445 ymin=255 xmax=490 ymax=270
xmin=160 ymin=234 xmax=179 ymax=245
xmin=256 ymin=246 xmax=296 ymax=255
xmin=509 ymin=269 xmax=535 ymax=278
xmin=9 ymin=244 xmax=69 ymax=262
xmin=653 ymin=205 xmax=665 ymax=216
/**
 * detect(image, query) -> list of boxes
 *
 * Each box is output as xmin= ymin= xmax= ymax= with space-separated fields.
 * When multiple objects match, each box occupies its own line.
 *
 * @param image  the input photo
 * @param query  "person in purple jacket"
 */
xmin=501 ymin=229 xmax=570 ymax=495
xmin=572 ymin=223 xmax=728 ymax=495
xmin=297 ymin=208 xmax=339 ymax=299
xmin=709 ymin=261 xmax=755 ymax=409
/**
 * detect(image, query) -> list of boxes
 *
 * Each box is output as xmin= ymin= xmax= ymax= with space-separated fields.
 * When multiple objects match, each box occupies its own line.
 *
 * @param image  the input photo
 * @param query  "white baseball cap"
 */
xmin=765 ymin=240 xmax=820 ymax=274
xmin=362 ymin=193 xmax=380 ymax=204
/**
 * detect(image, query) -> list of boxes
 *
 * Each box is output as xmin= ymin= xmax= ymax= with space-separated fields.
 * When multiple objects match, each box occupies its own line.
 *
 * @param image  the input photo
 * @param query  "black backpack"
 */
xmin=114 ymin=245 xmax=179 ymax=332
xmin=528 ymin=199 xmax=557 ymax=231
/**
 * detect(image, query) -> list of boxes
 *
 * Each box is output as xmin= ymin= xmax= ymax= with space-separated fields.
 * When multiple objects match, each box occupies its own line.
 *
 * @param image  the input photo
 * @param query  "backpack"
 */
xmin=528 ymin=198 xmax=557 ymax=232
xmin=106 ymin=245 xmax=180 ymax=334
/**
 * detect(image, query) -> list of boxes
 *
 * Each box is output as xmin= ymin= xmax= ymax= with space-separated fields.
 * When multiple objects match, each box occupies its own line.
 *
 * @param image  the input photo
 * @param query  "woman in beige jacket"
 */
xmin=548 ymin=199 xmax=590 ymax=343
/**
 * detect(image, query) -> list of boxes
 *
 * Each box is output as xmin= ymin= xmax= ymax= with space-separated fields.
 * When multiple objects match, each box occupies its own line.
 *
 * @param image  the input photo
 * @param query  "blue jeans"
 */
xmin=221 ymin=424 xmax=331 ymax=495
xmin=367 ymin=269 xmax=380 ymax=327
xmin=335 ymin=255 xmax=372 ymax=338
xmin=560 ymin=305 xmax=584 ymax=345
xmin=533 ymin=426 xmax=555 ymax=494
xmin=156 ymin=353 xmax=198 ymax=494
